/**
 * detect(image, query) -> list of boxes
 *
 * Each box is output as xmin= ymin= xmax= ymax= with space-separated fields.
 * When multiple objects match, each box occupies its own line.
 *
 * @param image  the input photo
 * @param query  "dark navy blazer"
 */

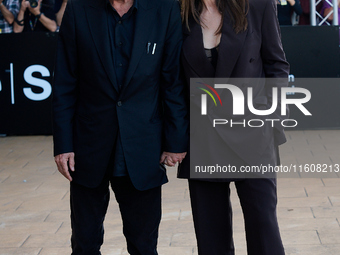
xmin=53 ymin=0 xmax=189 ymax=190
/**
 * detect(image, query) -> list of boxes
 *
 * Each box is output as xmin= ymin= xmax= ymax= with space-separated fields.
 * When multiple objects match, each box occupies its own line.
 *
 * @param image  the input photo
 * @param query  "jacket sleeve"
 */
xmin=260 ymin=0 xmax=290 ymax=145
xmin=292 ymin=0 xmax=303 ymax=16
xmin=160 ymin=0 xmax=189 ymax=152
xmin=52 ymin=0 xmax=78 ymax=156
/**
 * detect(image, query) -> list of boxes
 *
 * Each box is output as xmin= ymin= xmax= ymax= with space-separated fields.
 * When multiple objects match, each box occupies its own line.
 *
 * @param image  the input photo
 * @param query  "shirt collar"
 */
xmin=106 ymin=0 xmax=138 ymax=11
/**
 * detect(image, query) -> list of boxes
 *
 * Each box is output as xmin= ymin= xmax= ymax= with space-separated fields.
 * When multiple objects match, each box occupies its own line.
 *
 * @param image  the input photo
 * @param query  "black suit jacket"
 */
xmin=178 ymin=0 xmax=290 ymax=178
xmin=53 ymin=0 xmax=188 ymax=190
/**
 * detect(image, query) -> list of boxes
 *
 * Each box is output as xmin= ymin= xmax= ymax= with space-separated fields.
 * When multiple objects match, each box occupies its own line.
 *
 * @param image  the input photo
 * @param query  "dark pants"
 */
xmin=70 ymin=176 xmax=161 ymax=255
xmin=188 ymin=178 xmax=285 ymax=255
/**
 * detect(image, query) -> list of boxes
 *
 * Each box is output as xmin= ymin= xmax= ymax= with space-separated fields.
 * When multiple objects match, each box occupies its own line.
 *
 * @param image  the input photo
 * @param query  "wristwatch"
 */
xmin=36 ymin=12 xmax=43 ymax=19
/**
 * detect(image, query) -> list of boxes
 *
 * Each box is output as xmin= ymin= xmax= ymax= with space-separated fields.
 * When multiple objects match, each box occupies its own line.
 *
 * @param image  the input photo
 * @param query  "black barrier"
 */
xmin=281 ymin=26 xmax=340 ymax=78
xmin=0 ymin=32 xmax=57 ymax=135
xmin=281 ymin=26 xmax=340 ymax=130
xmin=0 ymin=27 xmax=339 ymax=135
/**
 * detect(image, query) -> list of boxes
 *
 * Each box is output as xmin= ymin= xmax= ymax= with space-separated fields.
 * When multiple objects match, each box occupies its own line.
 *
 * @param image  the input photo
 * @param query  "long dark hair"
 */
xmin=181 ymin=0 xmax=249 ymax=34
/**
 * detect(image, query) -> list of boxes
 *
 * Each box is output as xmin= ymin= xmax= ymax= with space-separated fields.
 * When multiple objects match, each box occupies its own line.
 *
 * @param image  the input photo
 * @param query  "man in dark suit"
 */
xmin=52 ymin=0 xmax=188 ymax=253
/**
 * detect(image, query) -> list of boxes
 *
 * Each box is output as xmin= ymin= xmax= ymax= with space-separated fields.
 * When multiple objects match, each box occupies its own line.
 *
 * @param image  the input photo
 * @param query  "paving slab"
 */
xmin=0 ymin=130 xmax=339 ymax=254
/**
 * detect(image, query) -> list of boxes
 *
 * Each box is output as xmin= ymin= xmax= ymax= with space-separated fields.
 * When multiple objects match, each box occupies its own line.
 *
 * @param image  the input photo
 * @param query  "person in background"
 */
xmin=277 ymin=0 xmax=303 ymax=25
xmin=321 ymin=0 xmax=340 ymax=41
xmin=298 ymin=0 xmax=323 ymax=25
xmin=54 ymin=0 xmax=66 ymax=29
xmin=13 ymin=0 xmax=56 ymax=32
xmin=0 ymin=0 xmax=20 ymax=33
xmin=321 ymin=0 xmax=340 ymax=22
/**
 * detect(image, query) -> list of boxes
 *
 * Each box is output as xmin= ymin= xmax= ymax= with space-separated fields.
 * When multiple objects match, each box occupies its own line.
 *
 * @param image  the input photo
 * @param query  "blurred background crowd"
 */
xmin=0 ymin=0 xmax=66 ymax=33
xmin=0 ymin=0 xmax=339 ymax=34
xmin=277 ymin=0 xmax=340 ymax=26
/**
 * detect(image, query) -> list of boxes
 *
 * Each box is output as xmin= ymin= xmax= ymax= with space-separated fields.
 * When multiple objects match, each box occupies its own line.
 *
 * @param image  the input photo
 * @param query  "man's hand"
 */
xmin=160 ymin=152 xmax=187 ymax=167
xmin=287 ymin=0 xmax=296 ymax=6
xmin=55 ymin=152 xmax=75 ymax=182
xmin=20 ymin=0 xmax=29 ymax=12
xmin=28 ymin=0 xmax=42 ymax=16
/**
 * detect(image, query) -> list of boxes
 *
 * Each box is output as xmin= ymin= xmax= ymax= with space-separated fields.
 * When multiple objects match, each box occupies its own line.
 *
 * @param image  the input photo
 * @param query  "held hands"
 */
xmin=55 ymin=151 xmax=187 ymax=181
xmin=55 ymin=152 xmax=75 ymax=182
xmin=160 ymin=152 xmax=187 ymax=167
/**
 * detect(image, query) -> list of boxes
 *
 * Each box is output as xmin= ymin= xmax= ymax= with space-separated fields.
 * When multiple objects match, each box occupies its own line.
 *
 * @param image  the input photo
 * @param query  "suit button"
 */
xmin=117 ymin=101 xmax=122 ymax=107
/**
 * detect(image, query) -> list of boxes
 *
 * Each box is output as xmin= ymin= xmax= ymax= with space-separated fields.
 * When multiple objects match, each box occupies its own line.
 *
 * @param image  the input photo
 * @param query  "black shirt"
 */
xmin=107 ymin=0 xmax=137 ymax=90
xmin=205 ymin=45 xmax=219 ymax=70
xmin=106 ymin=0 xmax=137 ymax=176
xmin=54 ymin=0 xmax=62 ymax=13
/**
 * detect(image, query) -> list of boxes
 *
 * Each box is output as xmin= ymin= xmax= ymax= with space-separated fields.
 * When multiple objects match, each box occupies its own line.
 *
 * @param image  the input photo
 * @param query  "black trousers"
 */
xmin=188 ymin=178 xmax=285 ymax=255
xmin=70 ymin=176 xmax=161 ymax=255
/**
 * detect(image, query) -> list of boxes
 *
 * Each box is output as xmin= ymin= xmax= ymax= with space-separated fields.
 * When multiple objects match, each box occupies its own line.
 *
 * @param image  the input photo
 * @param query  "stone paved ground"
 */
xmin=0 ymin=130 xmax=339 ymax=255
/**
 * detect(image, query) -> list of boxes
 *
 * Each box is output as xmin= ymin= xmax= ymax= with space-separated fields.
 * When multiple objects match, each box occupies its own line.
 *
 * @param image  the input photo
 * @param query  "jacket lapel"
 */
xmin=85 ymin=1 xmax=119 ymax=92
xmin=121 ymin=0 xmax=158 ymax=94
xmin=182 ymin=19 xmax=215 ymax=78
xmin=215 ymin=12 xmax=248 ymax=78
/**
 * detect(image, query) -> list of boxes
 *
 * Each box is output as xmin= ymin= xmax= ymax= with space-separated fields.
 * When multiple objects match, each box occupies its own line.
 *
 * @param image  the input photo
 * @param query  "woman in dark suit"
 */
xmin=178 ymin=0 xmax=290 ymax=254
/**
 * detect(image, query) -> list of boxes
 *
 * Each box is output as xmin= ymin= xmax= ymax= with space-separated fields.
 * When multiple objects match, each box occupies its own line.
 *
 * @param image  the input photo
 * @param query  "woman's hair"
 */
xmin=181 ymin=0 xmax=249 ymax=34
